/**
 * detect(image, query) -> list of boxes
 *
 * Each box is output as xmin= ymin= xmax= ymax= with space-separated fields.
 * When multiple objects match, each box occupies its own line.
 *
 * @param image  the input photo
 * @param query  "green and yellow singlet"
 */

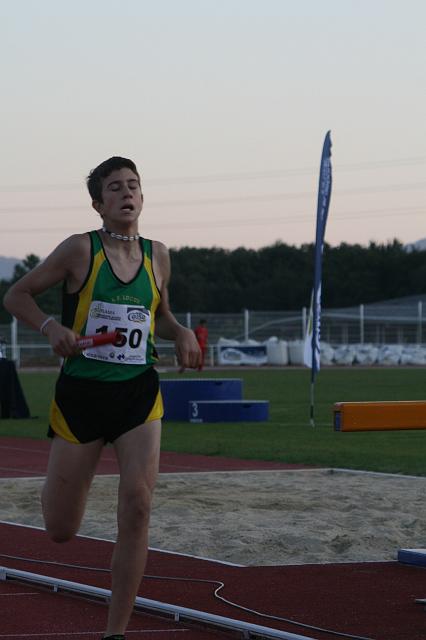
xmin=62 ymin=231 xmax=161 ymax=381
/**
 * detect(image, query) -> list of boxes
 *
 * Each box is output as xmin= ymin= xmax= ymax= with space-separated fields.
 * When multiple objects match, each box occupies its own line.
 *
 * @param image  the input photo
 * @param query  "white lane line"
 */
xmin=0 ymin=446 xmax=49 ymax=454
xmin=0 ymin=468 xmax=44 ymax=477
xmin=0 ymin=630 xmax=189 ymax=638
xmin=0 ymin=521 xmax=245 ymax=566
xmin=0 ymin=592 xmax=39 ymax=596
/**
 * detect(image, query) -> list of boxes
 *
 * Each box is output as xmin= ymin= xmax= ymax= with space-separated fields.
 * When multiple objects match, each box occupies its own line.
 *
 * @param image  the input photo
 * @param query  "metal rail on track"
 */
xmin=1 ymin=565 xmax=316 ymax=640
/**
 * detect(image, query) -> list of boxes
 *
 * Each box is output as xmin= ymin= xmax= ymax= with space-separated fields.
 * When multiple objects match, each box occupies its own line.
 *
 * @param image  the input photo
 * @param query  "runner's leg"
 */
xmin=105 ymin=419 xmax=161 ymax=635
xmin=41 ymin=436 xmax=104 ymax=542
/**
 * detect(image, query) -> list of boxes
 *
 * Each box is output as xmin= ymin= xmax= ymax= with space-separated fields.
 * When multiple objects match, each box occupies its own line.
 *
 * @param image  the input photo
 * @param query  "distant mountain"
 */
xmin=0 ymin=256 xmax=20 ymax=280
xmin=405 ymin=238 xmax=426 ymax=252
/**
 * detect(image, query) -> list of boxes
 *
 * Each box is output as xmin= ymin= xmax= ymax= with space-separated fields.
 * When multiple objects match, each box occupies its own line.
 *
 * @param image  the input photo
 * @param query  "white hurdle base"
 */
xmin=0 ymin=565 xmax=315 ymax=640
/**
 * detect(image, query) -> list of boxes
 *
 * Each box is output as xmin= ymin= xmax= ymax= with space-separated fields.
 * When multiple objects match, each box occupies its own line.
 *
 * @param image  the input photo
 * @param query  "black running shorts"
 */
xmin=48 ymin=367 xmax=163 ymax=444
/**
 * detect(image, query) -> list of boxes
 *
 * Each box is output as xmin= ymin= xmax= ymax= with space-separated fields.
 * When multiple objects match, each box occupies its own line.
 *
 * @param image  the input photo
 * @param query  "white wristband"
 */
xmin=40 ymin=316 xmax=54 ymax=335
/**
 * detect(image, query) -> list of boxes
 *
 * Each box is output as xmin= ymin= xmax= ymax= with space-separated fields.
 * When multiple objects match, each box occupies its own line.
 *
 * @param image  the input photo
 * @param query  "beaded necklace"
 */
xmin=101 ymin=226 xmax=140 ymax=242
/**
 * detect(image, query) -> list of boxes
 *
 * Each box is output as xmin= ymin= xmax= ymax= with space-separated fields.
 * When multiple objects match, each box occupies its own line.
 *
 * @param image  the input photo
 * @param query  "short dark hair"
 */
xmin=86 ymin=156 xmax=141 ymax=203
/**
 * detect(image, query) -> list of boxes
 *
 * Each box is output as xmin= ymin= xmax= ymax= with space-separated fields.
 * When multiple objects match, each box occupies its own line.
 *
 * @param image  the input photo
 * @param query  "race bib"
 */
xmin=83 ymin=300 xmax=151 ymax=365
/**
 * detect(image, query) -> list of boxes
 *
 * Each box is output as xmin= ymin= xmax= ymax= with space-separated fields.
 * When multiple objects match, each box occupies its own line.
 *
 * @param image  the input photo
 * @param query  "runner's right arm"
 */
xmin=3 ymin=234 xmax=89 ymax=356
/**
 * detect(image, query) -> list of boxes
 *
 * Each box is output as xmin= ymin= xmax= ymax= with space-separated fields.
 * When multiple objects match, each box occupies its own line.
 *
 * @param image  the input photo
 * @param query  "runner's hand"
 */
xmin=44 ymin=320 xmax=81 ymax=357
xmin=175 ymin=327 xmax=201 ymax=371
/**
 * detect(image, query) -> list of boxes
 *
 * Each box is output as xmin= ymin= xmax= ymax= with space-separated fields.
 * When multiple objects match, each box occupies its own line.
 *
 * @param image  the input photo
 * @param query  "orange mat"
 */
xmin=334 ymin=400 xmax=426 ymax=432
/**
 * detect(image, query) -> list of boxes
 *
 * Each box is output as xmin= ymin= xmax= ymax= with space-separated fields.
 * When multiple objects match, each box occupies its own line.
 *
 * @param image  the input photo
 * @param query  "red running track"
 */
xmin=0 ymin=436 xmax=313 ymax=478
xmin=1 ymin=438 xmax=426 ymax=639
xmin=1 ymin=522 xmax=426 ymax=640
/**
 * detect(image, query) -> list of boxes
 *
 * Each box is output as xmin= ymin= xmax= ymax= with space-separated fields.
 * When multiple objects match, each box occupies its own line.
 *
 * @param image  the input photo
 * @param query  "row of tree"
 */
xmin=168 ymin=240 xmax=426 ymax=310
xmin=1 ymin=240 xmax=426 ymax=323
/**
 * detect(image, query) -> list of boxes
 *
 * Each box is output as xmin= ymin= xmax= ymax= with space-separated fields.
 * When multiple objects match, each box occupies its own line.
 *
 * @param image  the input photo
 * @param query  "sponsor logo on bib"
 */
xmin=127 ymin=307 xmax=149 ymax=323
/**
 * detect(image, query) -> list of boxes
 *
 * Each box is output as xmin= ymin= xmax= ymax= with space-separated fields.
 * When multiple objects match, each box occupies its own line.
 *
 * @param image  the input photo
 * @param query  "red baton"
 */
xmin=76 ymin=331 xmax=120 ymax=349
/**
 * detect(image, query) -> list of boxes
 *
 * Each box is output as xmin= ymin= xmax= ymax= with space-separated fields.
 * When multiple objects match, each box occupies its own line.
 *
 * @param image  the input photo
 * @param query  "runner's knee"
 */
xmin=44 ymin=520 xmax=78 ymax=543
xmin=41 ymin=492 xmax=80 ymax=543
xmin=117 ymin=485 xmax=153 ymax=533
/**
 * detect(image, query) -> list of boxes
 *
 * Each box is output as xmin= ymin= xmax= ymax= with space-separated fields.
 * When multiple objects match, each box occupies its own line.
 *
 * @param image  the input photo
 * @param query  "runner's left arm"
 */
xmin=152 ymin=241 xmax=200 ymax=369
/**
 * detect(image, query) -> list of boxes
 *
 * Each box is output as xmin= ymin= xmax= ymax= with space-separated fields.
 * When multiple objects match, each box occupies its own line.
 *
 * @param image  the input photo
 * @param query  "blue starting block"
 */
xmin=398 ymin=548 xmax=426 ymax=567
xmin=188 ymin=400 xmax=269 ymax=423
xmin=160 ymin=378 xmax=243 ymax=421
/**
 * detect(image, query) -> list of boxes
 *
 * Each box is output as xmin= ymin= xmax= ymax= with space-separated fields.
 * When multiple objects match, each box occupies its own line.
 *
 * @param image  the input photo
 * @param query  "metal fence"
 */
xmin=1 ymin=301 xmax=426 ymax=368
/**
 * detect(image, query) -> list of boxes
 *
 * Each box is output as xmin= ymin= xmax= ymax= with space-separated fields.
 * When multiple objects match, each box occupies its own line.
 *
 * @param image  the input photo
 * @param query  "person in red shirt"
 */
xmin=194 ymin=319 xmax=208 ymax=371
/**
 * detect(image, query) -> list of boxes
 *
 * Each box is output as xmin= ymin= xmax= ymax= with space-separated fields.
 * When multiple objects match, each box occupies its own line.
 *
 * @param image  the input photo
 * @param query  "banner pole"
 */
xmin=310 ymin=306 xmax=316 ymax=427
xmin=303 ymin=131 xmax=333 ymax=427
xmin=309 ymin=377 xmax=315 ymax=427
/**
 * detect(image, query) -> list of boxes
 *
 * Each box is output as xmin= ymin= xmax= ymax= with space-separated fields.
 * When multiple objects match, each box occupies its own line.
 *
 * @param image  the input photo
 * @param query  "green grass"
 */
xmin=3 ymin=368 xmax=426 ymax=475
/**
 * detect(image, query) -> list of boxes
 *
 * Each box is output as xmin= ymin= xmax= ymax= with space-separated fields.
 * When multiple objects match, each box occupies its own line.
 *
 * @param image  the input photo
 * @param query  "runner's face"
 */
xmin=97 ymin=168 xmax=143 ymax=224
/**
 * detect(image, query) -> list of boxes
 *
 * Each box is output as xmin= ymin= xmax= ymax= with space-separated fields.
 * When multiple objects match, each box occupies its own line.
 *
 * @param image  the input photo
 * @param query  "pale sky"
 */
xmin=1 ymin=0 xmax=425 ymax=259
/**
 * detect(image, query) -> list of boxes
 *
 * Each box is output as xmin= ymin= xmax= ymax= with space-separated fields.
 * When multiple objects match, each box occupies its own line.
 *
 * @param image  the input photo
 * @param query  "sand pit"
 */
xmin=1 ymin=469 xmax=425 ymax=565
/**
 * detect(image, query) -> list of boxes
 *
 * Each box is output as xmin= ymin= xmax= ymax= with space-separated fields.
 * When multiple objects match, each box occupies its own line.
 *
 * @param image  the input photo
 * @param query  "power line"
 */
xmin=0 ymin=155 xmax=425 ymax=192
xmin=1 ymin=206 xmax=424 ymax=234
xmin=0 ymin=180 xmax=425 ymax=214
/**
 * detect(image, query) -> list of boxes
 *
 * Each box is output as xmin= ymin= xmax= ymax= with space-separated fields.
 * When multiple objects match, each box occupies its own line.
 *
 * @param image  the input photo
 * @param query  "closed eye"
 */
xmin=107 ymin=179 xmax=140 ymax=191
